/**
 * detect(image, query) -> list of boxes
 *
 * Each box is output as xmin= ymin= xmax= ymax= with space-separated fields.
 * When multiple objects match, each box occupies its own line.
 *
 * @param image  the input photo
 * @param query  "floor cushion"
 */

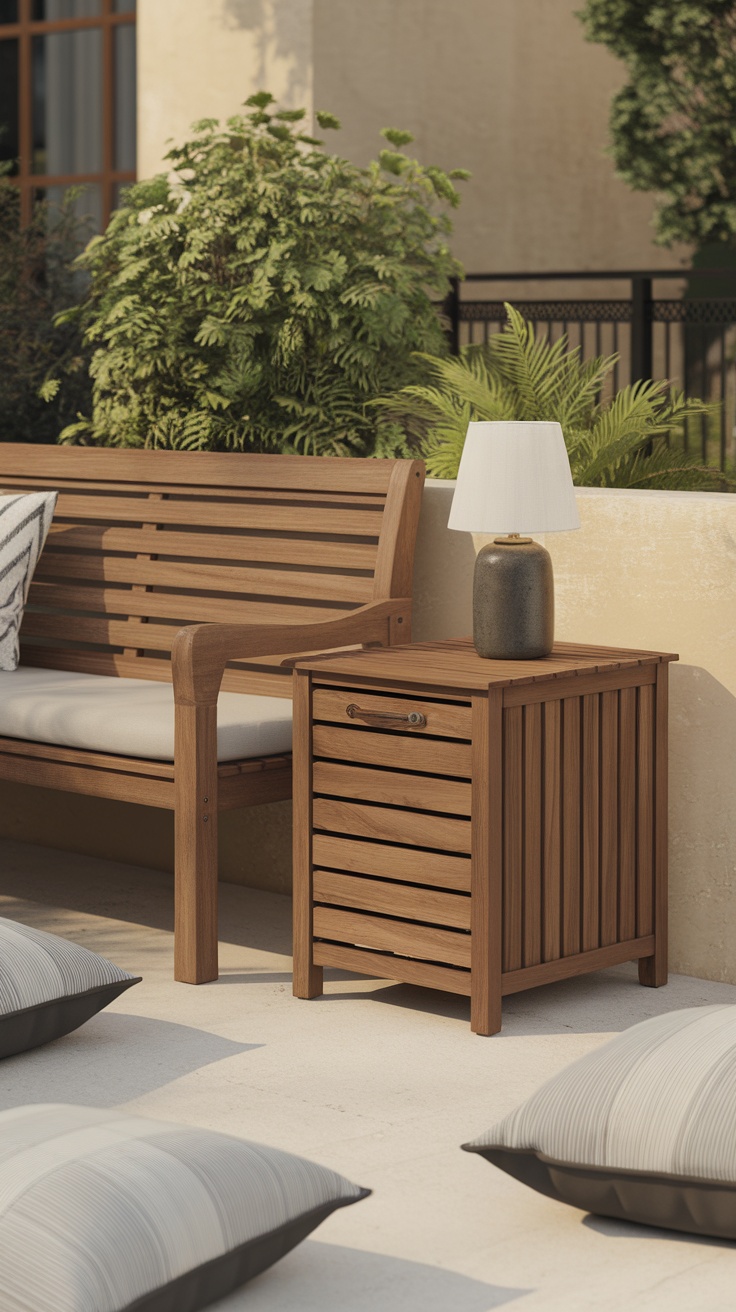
xmin=0 ymin=667 xmax=292 ymax=762
xmin=0 ymin=492 xmax=57 ymax=672
xmin=0 ymin=916 xmax=140 ymax=1058
xmin=0 ymin=1103 xmax=369 ymax=1312
xmin=463 ymin=1004 xmax=736 ymax=1239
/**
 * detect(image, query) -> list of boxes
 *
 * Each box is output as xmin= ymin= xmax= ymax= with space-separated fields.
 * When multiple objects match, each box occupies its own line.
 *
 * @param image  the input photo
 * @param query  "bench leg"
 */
xmin=174 ymin=702 xmax=219 ymax=983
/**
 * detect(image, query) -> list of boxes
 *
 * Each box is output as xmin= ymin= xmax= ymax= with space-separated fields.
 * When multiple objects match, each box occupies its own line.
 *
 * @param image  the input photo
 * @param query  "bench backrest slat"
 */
xmin=1 ymin=446 xmax=424 ymax=696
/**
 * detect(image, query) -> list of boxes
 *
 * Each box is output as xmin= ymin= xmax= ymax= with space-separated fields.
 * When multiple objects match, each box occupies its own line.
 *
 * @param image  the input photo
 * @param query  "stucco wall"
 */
xmin=136 ymin=0 xmax=688 ymax=273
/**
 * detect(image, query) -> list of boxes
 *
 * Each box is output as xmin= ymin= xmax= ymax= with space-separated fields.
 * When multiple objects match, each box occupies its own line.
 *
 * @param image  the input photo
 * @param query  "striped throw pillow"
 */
xmin=0 ymin=490 xmax=57 ymax=671
xmin=0 ymin=916 xmax=140 ymax=1058
xmin=464 ymin=1005 xmax=736 ymax=1239
xmin=0 ymin=1104 xmax=369 ymax=1312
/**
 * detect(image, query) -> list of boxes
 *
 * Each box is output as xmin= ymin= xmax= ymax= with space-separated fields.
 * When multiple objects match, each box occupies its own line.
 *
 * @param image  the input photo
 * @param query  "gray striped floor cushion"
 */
xmin=0 ymin=491 xmax=57 ymax=670
xmin=464 ymin=1005 xmax=736 ymax=1238
xmin=0 ymin=916 xmax=140 ymax=1058
xmin=0 ymin=1104 xmax=370 ymax=1312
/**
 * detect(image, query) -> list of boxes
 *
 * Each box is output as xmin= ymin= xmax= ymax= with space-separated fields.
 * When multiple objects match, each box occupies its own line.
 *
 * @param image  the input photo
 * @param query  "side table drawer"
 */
xmin=312 ymin=687 xmax=472 ymax=739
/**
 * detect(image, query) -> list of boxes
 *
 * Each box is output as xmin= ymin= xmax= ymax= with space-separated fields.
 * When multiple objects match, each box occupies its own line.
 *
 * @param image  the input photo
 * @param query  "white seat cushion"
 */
xmin=0 ymin=668 xmax=292 ymax=762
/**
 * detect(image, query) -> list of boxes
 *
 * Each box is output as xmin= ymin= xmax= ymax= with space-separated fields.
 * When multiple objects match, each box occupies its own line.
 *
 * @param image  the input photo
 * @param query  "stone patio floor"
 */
xmin=2 ymin=837 xmax=736 ymax=1311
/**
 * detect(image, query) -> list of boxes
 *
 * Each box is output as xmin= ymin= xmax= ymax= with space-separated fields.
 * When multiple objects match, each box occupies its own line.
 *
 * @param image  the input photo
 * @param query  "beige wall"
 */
xmin=2 ymin=484 xmax=734 ymax=984
xmin=137 ymin=0 xmax=689 ymax=272
xmin=137 ymin=0 xmax=314 ymax=179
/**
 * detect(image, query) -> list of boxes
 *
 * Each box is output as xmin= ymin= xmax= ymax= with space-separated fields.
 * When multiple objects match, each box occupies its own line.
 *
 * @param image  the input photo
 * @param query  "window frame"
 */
xmin=0 ymin=0 xmax=136 ymax=225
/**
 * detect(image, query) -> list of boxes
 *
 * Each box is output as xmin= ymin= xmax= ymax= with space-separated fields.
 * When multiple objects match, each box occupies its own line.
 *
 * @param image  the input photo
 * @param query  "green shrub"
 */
xmin=376 ymin=304 xmax=731 ymax=490
xmin=0 ymin=180 xmax=91 ymax=443
xmin=59 ymin=93 xmax=467 ymax=455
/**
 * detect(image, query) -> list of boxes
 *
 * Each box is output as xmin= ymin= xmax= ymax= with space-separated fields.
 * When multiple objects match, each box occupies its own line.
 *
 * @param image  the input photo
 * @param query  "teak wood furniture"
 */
xmin=292 ymin=638 xmax=677 ymax=1034
xmin=0 ymin=444 xmax=425 ymax=984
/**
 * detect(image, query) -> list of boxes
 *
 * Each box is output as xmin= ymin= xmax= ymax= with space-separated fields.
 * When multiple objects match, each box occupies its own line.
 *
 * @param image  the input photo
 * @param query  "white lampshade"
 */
xmin=448 ymin=421 xmax=581 ymax=534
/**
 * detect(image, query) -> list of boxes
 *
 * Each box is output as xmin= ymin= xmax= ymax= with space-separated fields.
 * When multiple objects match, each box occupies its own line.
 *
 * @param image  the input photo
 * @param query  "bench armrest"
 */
xmin=171 ymin=599 xmax=411 ymax=706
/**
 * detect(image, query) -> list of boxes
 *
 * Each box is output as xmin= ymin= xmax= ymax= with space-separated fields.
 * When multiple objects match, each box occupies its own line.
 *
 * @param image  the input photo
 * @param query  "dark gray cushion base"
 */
xmin=0 ymin=977 xmax=141 ymax=1058
xmin=464 ymin=1143 xmax=736 ymax=1241
xmin=123 ymin=1190 xmax=372 ymax=1312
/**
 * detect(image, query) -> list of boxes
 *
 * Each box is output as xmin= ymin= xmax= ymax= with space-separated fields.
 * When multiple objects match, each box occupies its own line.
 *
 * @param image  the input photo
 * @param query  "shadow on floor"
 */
xmin=0 ymin=1014 xmax=259 ymax=1109
xmin=582 ymin=1214 xmax=736 ymax=1250
xmin=214 ymin=1241 xmax=529 ymax=1312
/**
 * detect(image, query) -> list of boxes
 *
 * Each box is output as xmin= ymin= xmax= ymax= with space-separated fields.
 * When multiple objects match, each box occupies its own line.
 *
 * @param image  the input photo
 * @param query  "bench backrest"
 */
xmin=0 ymin=445 xmax=425 ymax=697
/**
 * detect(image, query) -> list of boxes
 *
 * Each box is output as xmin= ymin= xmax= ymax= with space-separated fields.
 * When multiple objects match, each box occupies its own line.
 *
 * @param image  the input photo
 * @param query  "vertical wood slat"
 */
xmin=561 ymin=696 xmax=581 ymax=956
xmin=581 ymin=693 xmax=600 ymax=951
xmin=124 ymin=491 xmax=163 ymax=658
xmin=470 ymin=691 xmax=502 ymax=1035
xmin=292 ymin=669 xmax=321 ymax=998
xmin=543 ymin=700 xmax=562 ymax=962
xmin=503 ymin=705 xmax=523 ymax=972
xmin=636 ymin=682 xmax=655 ymax=937
xmin=618 ymin=686 xmax=638 ymax=941
xmin=523 ymin=703 xmax=542 ymax=967
xmin=600 ymin=690 xmax=619 ymax=947
xmin=639 ymin=663 xmax=669 ymax=986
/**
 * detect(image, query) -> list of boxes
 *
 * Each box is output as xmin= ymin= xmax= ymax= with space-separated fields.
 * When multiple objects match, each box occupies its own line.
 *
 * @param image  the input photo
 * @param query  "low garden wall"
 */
xmin=0 ymin=480 xmax=733 ymax=985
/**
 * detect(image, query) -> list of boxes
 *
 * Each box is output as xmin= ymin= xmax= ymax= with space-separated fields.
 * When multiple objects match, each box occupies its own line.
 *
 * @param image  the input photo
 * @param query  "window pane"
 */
xmin=114 ymin=21 xmax=135 ymax=171
xmin=33 ymin=29 xmax=102 ymax=175
xmin=39 ymin=181 xmax=101 ymax=237
xmin=113 ymin=0 xmax=136 ymax=11
xmin=32 ymin=1 xmax=101 ymax=18
xmin=0 ymin=2 xmax=18 ymax=24
xmin=0 ymin=39 xmax=18 ymax=174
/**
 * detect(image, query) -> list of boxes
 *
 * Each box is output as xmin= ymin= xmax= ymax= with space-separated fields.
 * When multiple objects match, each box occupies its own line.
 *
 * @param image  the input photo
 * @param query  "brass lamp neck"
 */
xmin=494 ymin=532 xmax=533 ymax=545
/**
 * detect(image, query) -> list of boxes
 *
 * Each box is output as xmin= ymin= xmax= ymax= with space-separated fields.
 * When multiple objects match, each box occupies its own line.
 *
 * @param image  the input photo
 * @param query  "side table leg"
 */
xmin=639 ymin=663 xmax=668 ymax=988
xmin=292 ymin=668 xmax=323 ymax=999
xmin=471 ymin=690 xmax=503 ymax=1035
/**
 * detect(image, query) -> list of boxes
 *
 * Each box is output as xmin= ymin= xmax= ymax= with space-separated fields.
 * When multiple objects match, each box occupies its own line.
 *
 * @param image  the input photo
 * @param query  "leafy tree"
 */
xmin=0 ymin=180 xmax=91 ymax=443
xmin=376 ymin=305 xmax=728 ymax=490
xmin=577 ymin=0 xmax=736 ymax=249
xmin=59 ymin=93 xmax=468 ymax=455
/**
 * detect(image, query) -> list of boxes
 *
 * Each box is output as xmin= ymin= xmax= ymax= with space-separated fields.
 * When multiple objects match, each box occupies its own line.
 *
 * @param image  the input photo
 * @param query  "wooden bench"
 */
xmin=0 ymin=444 xmax=425 ymax=982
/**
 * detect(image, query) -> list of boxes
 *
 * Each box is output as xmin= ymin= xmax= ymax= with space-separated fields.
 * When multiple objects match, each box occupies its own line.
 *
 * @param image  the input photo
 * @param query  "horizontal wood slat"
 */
xmin=0 ymin=752 xmax=174 ymax=807
xmin=0 ymin=736 xmax=174 ymax=777
xmin=313 ymin=760 xmax=472 ymax=816
xmin=501 ymin=936 xmax=655 ymax=995
xmin=45 ymin=523 xmax=379 ymax=570
xmin=313 ymin=797 xmax=471 ymax=852
xmin=0 ymin=444 xmax=398 ymax=493
xmin=312 ymin=688 xmax=472 ymax=738
xmin=313 ymin=870 xmax=471 ymax=929
xmin=52 ymin=494 xmax=383 ymax=536
xmin=313 ymin=906 xmax=471 ymax=968
xmin=312 ymin=834 xmax=471 ymax=892
xmin=312 ymin=724 xmax=471 ymax=777
xmin=27 ymin=582 xmax=352 ymax=628
xmin=35 ymin=553 xmax=373 ymax=603
xmin=313 ymin=941 xmax=472 ymax=995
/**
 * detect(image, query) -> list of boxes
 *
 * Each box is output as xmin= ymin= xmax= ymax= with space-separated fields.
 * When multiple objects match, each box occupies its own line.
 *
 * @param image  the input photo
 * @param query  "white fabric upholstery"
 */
xmin=0 ymin=668 xmax=292 ymax=762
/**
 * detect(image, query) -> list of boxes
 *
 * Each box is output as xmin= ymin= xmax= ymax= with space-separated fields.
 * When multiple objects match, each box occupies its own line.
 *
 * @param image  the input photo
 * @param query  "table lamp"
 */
xmin=448 ymin=420 xmax=580 ymax=659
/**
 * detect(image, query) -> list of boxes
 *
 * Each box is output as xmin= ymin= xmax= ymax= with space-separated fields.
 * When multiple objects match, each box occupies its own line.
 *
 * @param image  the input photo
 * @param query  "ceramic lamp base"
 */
xmin=473 ymin=538 xmax=554 ymax=659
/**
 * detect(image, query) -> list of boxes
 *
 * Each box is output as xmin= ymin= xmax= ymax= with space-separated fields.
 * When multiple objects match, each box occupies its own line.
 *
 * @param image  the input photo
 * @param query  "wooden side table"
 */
xmin=292 ymin=639 xmax=677 ymax=1035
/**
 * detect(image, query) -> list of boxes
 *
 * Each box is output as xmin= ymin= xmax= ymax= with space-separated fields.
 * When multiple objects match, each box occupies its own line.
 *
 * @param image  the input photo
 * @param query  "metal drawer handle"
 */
xmin=345 ymin=703 xmax=427 ymax=728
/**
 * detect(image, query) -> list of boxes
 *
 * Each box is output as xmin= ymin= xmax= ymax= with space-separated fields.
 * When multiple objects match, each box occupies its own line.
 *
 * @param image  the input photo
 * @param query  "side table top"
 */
xmin=295 ymin=638 xmax=679 ymax=693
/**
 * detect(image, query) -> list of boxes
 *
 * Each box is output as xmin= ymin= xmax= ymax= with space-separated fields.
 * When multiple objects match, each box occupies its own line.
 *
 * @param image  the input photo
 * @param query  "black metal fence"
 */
xmin=443 ymin=270 xmax=736 ymax=473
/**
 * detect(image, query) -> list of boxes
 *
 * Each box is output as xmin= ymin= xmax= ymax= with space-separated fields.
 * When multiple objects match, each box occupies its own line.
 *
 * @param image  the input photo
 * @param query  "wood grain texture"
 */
xmin=600 ymin=690 xmax=619 ymax=947
xmin=312 ymin=870 xmax=471 ymax=930
xmin=561 ymin=696 xmax=582 ymax=957
xmin=313 ymin=906 xmax=471 ymax=968
xmin=313 ymin=942 xmax=471 ymax=996
xmin=471 ymin=690 xmax=503 ymax=1036
xmin=312 ymin=688 xmax=472 ymax=739
xmin=174 ymin=702 xmax=219 ymax=983
xmin=542 ymin=699 xmax=562 ymax=963
xmin=502 ymin=936 xmax=655 ymax=995
xmin=636 ymin=682 xmax=655 ymax=939
xmin=312 ymin=797 xmax=471 ymax=853
xmin=292 ymin=671 xmax=321 ymax=998
xmin=581 ymin=693 xmax=600 ymax=953
xmin=312 ymin=724 xmax=471 ymax=777
xmin=523 ymin=702 xmax=543 ymax=968
xmin=639 ymin=663 xmax=669 ymax=987
xmin=312 ymin=760 xmax=472 ymax=816
xmin=312 ymin=834 xmax=471 ymax=892
xmin=503 ymin=705 xmax=523 ymax=972
xmin=618 ymin=685 xmax=638 ymax=943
